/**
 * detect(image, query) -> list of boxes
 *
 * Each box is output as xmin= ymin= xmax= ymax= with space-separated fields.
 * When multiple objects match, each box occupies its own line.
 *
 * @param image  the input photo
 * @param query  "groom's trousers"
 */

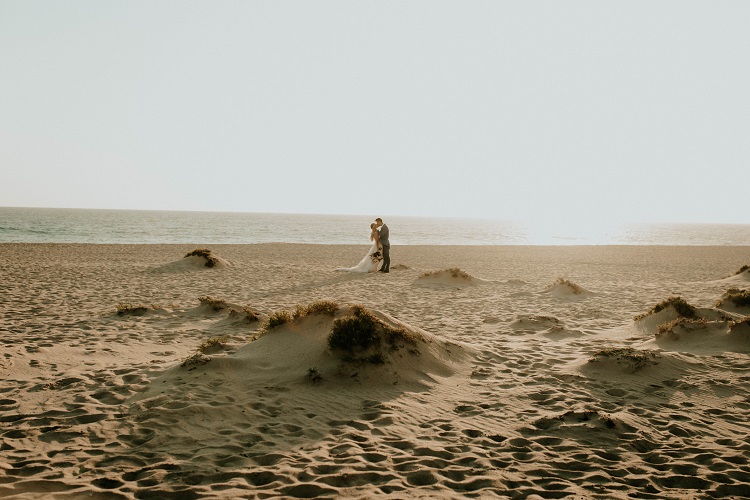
xmin=381 ymin=245 xmax=390 ymax=272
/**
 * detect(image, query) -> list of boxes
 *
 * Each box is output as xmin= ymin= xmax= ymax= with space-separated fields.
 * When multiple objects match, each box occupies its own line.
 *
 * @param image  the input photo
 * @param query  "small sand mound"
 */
xmin=634 ymin=296 xmax=730 ymax=333
xmin=195 ymin=296 xmax=233 ymax=313
xmin=225 ymin=307 xmax=262 ymax=324
xmin=135 ymin=303 xmax=469 ymax=399
xmin=391 ymin=264 xmax=409 ymax=270
xmin=113 ymin=303 xmax=165 ymax=317
xmin=649 ymin=317 xmax=749 ymax=354
xmin=195 ymin=336 xmax=231 ymax=355
xmin=510 ymin=315 xmax=562 ymax=332
xmin=154 ymin=248 xmax=230 ymax=272
xmin=587 ymin=348 xmax=660 ymax=373
xmin=188 ymin=297 xmax=265 ymax=328
xmin=542 ymin=278 xmax=590 ymax=299
xmin=531 ymin=409 xmax=623 ymax=432
xmin=542 ymin=325 xmax=584 ymax=339
xmin=184 ymin=248 xmax=225 ymax=267
xmin=718 ymin=264 xmax=750 ymax=284
xmin=416 ymin=268 xmax=486 ymax=287
xmin=715 ymin=288 xmax=750 ymax=314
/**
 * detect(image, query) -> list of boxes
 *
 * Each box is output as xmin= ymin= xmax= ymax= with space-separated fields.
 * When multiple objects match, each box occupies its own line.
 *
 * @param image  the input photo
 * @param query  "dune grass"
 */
xmin=420 ymin=267 xmax=471 ymax=279
xmin=259 ymin=301 xmax=340 ymax=335
xmin=228 ymin=306 xmax=261 ymax=323
xmin=589 ymin=348 xmax=659 ymax=371
xmin=735 ymin=265 xmax=749 ymax=275
xmin=328 ymin=305 xmax=418 ymax=364
xmin=115 ymin=303 xmax=158 ymax=316
xmin=717 ymin=288 xmax=750 ymax=308
xmin=264 ymin=310 xmax=293 ymax=331
xmin=657 ymin=317 xmax=709 ymax=335
xmin=198 ymin=296 xmax=229 ymax=312
xmin=634 ymin=296 xmax=697 ymax=321
xmin=181 ymin=352 xmax=210 ymax=369
xmin=198 ymin=336 xmax=228 ymax=353
xmin=293 ymin=300 xmax=339 ymax=319
xmin=185 ymin=248 xmax=220 ymax=268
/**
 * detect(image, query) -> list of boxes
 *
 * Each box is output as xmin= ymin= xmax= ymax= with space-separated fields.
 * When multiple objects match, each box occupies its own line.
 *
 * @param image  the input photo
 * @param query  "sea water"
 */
xmin=1 ymin=207 xmax=749 ymax=246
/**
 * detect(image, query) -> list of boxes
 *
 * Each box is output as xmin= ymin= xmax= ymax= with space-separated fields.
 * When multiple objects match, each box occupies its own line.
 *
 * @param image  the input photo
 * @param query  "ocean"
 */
xmin=1 ymin=207 xmax=749 ymax=246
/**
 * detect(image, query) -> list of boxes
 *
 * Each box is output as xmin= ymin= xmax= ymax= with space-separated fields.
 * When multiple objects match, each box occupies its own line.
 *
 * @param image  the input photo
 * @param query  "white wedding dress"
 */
xmin=337 ymin=241 xmax=383 ymax=273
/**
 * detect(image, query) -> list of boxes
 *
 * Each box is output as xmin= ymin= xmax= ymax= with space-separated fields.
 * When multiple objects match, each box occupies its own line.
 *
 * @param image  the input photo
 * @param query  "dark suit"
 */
xmin=378 ymin=224 xmax=390 ymax=272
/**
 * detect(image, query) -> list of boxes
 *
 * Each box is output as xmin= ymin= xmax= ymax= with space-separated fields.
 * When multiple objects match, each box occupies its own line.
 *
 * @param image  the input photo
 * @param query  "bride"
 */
xmin=337 ymin=223 xmax=384 ymax=273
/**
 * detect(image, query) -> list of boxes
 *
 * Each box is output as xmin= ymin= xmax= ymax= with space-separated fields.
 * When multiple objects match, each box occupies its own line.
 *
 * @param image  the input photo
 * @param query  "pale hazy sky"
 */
xmin=1 ymin=1 xmax=748 ymax=225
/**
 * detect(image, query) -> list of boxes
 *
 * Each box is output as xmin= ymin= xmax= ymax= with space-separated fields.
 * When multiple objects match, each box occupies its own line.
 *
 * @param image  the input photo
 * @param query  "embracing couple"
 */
xmin=337 ymin=217 xmax=391 ymax=273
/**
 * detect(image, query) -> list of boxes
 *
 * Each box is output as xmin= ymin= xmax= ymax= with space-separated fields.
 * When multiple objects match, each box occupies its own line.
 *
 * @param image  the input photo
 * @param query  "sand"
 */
xmin=1 ymin=243 xmax=749 ymax=499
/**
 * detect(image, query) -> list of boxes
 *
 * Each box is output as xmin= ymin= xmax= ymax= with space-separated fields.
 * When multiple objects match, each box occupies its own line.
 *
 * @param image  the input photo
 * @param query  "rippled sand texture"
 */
xmin=1 ymin=243 xmax=749 ymax=499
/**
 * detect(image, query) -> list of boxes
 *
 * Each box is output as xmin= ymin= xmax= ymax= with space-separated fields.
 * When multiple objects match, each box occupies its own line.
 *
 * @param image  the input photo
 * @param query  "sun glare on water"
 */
xmin=520 ymin=215 xmax=627 ymax=245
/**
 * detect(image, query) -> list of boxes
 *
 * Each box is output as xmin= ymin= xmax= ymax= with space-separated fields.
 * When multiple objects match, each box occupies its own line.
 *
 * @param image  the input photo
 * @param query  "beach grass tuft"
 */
xmin=589 ymin=347 xmax=659 ymax=371
xmin=293 ymin=300 xmax=339 ymax=320
xmin=181 ymin=352 xmax=210 ymax=369
xmin=260 ymin=301 xmax=339 ymax=334
xmin=198 ymin=336 xmax=228 ymax=353
xmin=736 ymin=265 xmax=749 ymax=275
xmin=115 ymin=303 xmax=158 ymax=316
xmin=328 ymin=305 xmax=418 ymax=364
xmin=717 ymin=288 xmax=750 ymax=308
xmin=657 ymin=317 xmax=709 ymax=335
xmin=634 ymin=296 xmax=697 ymax=321
xmin=228 ymin=306 xmax=261 ymax=323
xmin=263 ymin=310 xmax=293 ymax=331
xmin=198 ymin=296 xmax=229 ymax=312
xmin=420 ymin=267 xmax=471 ymax=279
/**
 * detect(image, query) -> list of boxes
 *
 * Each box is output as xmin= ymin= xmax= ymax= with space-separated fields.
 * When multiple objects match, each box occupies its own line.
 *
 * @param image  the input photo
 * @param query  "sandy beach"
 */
xmin=1 ymin=243 xmax=749 ymax=499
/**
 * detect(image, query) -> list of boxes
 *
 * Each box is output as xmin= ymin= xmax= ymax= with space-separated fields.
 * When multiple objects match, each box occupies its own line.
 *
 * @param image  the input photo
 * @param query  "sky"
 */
xmin=1 ymin=1 xmax=749 ymax=227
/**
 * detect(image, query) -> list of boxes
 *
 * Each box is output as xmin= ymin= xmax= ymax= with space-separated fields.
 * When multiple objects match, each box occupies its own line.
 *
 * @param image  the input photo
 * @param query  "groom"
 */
xmin=375 ymin=217 xmax=390 ymax=273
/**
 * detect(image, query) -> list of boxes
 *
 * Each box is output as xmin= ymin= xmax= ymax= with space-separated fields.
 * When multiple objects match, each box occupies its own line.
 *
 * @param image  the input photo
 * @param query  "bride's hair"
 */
xmin=370 ymin=222 xmax=377 ymax=241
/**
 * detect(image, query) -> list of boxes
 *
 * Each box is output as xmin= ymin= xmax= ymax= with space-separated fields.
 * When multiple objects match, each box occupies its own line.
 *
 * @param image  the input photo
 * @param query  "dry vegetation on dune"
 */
xmin=197 ymin=336 xmax=228 ymax=353
xmin=717 ymin=288 xmax=750 ymax=308
xmin=293 ymin=300 xmax=339 ymax=318
xmin=257 ymin=302 xmax=420 ymax=365
xmin=184 ymin=248 xmax=221 ymax=267
xmin=735 ymin=264 xmax=749 ymax=275
xmin=634 ymin=296 xmax=697 ymax=321
xmin=180 ymin=352 xmax=210 ymax=369
xmin=115 ymin=303 xmax=159 ymax=316
xmin=589 ymin=347 xmax=660 ymax=371
xmin=328 ymin=305 xmax=418 ymax=364
xmin=657 ymin=317 xmax=712 ymax=337
xmin=198 ymin=296 xmax=229 ymax=311
xmin=260 ymin=300 xmax=340 ymax=334
xmin=227 ymin=306 xmax=260 ymax=323
xmin=419 ymin=267 xmax=471 ymax=279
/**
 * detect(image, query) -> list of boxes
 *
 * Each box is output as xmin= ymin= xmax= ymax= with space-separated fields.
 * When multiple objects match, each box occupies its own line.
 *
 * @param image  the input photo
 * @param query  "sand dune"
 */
xmin=153 ymin=248 xmax=231 ymax=272
xmin=715 ymin=287 xmax=750 ymax=316
xmin=1 ymin=243 xmax=750 ymax=498
xmin=542 ymin=278 xmax=592 ymax=300
xmin=415 ymin=267 xmax=489 ymax=287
